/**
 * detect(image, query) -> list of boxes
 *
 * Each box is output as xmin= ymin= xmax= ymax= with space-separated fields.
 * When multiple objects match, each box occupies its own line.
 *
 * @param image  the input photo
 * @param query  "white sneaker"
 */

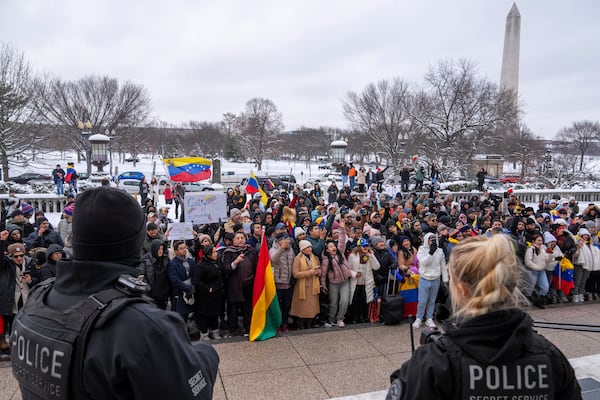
xmin=337 ymin=320 xmax=345 ymax=328
xmin=425 ymin=319 xmax=436 ymax=328
xmin=412 ymin=319 xmax=422 ymax=329
xmin=323 ymin=322 xmax=333 ymax=328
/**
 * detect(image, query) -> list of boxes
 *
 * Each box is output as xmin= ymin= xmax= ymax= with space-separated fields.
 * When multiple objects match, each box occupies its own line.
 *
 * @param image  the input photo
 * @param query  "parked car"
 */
xmin=268 ymin=174 xmax=297 ymax=191
xmin=181 ymin=181 xmax=225 ymax=192
xmin=9 ymin=173 xmax=52 ymax=184
xmin=125 ymin=156 xmax=140 ymax=162
xmin=77 ymin=172 xmax=89 ymax=180
xmin=119 ymin=178 xmax=142 ymax=194
xmin=500 ymin=175 xmax=524 ymax=184
xmin=118 ymin=171 xmax=145 ymax=181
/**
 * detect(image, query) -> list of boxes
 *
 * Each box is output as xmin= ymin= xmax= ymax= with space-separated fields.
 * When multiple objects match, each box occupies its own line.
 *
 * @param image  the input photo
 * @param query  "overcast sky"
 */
xmin=3 ymin=1 xmax=599 ymax=138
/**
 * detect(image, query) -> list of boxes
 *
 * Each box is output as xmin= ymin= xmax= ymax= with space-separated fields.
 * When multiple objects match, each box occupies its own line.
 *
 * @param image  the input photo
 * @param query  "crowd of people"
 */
xmin=2 ymin=167 xmax=600 ymax=350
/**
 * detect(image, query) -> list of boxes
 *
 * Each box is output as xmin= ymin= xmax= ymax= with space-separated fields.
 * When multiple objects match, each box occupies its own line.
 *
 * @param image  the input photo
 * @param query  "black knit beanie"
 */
xmin=72 ymin=187 xmax=145 ymax=264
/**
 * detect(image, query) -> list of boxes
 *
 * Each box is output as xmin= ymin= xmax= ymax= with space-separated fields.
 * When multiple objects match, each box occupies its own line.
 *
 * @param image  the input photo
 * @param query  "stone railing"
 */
xmin=1 ymin=189 xmax=599 ymax=213
xmin=0 ymin=194 xmax=70 ymax=213
xmin=443 ymin=189 xmax=600 ymax=204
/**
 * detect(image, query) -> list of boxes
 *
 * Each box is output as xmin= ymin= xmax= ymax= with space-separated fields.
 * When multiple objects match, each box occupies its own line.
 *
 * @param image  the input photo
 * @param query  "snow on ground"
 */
xmin=4 ymin=151 xmax=600 ymax=228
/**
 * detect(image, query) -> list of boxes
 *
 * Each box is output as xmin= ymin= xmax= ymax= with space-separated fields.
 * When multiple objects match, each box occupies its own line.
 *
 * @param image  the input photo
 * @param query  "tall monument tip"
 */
xmin=508 ymin=3 xmax=520 ymax=17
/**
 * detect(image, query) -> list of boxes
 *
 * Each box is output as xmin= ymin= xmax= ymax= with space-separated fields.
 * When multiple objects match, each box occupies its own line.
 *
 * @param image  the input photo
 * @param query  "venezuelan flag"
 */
xmin=399 ymin=274 xmax=419 ymax=318
xmin=249 ymin=231 xmax=282 ymax=341
xmin=246 ymin=171 xmax=268 ymax=206
xmin=162 ymin=157 xmax=211 ymax=182
xmin=549 ymin=209 xmax=559 ymax=222
xmin=65 ymin=165 xmax=77 ymax=183
xmin=552 ymin=258 xmax=574 ymax=296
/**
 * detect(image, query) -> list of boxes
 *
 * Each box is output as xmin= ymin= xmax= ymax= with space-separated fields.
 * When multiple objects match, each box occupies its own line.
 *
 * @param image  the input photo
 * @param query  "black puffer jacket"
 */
xmin=387 ymin=309 xmax=581 ymax=400
xmin=17 ymin=259 xmax=220 ymax=400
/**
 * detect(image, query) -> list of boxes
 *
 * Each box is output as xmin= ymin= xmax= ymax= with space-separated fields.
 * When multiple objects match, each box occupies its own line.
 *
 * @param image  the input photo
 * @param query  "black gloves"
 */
xmin=429 ymin=242 xmax=437 ymax=255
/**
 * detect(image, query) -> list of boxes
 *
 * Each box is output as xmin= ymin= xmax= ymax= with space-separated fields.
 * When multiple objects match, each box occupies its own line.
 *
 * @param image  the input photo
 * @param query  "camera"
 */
xmin=117 ymin=274 xmax=150 ymax=295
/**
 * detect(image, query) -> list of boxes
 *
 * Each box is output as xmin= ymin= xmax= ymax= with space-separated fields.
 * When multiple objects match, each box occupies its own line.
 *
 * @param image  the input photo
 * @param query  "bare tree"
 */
xmin=412 ymin=59 xmax=516 ymax=169
xmin=0 ymin=43 xmax=39 ymax=180
xmin=343 ymin=78 xmax=411 ymax=171
xmin=556 ymin=120 xmax=600 ymax=171
xmin=237 ymin=98 xmax=284 ymax=171
xmin=221 ymin=112 xmax=242 ymax=160
xmin=502 ymin=123 xmax=544 ymax=178
xmin=186 ymin=121 xmax=223 ymax=158
xmin=34 ymin=74 xmax=151 ymax=174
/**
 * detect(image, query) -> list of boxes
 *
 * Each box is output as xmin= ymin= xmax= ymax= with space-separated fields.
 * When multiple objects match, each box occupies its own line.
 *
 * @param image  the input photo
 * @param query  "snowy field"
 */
xmin=2 ymin=150 xmax=600 ymax=228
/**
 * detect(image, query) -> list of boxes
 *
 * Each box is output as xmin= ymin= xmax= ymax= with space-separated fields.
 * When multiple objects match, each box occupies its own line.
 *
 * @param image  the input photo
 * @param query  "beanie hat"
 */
xmin=63 ymin=203 xmax=74 ymax=216
xmin=370 ymin=236 xmax=384 ymax=246
xmin=298 ymin=240 xmax=312 ymax=251
xmin=543 ymin=232 xmax=557 ymax=244
xmin=71 ymin=187 xmax=145 ymax=264
xmin=230 ymin=208 xmax=241 ymax=218
xmin=437 ymin=224 xmax=449 ymax=234
xmin=584 ymin=221 xmax=595 ymax=230
xmin=21 ymin=203 xmax=34 ymax=215
xmin=8 ymin=243 xmax=26 ymax=257
xmin=294 ymin=227 xmax=306 ymax=238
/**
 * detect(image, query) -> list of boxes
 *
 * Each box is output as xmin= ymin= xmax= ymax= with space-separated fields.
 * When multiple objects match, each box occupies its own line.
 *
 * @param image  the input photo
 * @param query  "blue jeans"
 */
xmin=349 ymin=177 xmax=355 ymax=190
xmin=55 ymin=180 xmax=64 ymax=195
xmin=416 ymin=277 xmax=440 ymax=320
xmin=342 ymin=175 xmax=348 ymax=186
xmin=525 ymin=269 xmax=549 ymax=296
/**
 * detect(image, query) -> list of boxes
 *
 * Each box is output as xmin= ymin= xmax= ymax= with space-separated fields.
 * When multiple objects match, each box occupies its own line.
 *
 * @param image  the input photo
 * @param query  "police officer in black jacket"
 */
xmin=387 ymin=234 xmax=581 ymax=400
xmin=11 ymin=187 xmax=219 ymax=399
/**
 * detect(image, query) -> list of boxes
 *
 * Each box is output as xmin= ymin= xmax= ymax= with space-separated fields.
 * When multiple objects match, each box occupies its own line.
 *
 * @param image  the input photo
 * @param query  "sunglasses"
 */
xmin=13 ymin=254 xmax=24 ymax=259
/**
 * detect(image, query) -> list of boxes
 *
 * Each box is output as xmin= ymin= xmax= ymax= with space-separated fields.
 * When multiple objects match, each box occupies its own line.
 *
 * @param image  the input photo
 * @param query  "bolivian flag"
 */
xmin=249 ymin=231 xmax=281 ymax=341
xmin=162 ymin=157 xmax=211 ymax=182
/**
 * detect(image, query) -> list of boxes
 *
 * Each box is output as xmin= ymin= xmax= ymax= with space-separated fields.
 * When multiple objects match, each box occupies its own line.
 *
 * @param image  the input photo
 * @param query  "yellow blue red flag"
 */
xmin=162 ymin=157 xmax=211 ymax=182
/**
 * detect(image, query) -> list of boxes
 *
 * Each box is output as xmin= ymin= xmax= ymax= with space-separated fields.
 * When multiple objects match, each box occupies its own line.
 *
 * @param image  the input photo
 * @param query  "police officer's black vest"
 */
xmin=11 ymin=281 xmax=151 ymax=400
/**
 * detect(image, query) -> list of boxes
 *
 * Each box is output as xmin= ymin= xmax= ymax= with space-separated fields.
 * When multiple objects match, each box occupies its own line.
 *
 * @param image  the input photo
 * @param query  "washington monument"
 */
xmin=500 ymin=3 xmax=521 ymax=95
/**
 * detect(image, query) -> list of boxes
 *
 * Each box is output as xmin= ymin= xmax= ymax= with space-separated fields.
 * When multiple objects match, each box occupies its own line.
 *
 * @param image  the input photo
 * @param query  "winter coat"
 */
xmin=327 ymin=184 xmax=339 ymax=204
xmin=26 ymin=258 xmax=220 ymax=400
xmin=138 ymin=239 xmax=171 ymax=301
xmin=320 ymin=229 xmax=352 ymax=288
xmin=193 ymin=258 xmax=224 ymax=317
xmin=388 ymin=309 xmax=580 ymax=400
xmin=373 ymin=247 xmax=397 ymax=286
xmin=290 ymin=252 xmax=321 ymax=318
xmin=524 ymin=245 xmax=554 ymax=272
xmin=416 ymin=233 xmax=448 ymax=282
xmin=26 ymin=227 xmax=64 ymax=250
xmin=575 ymin=242 xmax=595 ymax=271
xmin=357 ymin=169 xmax=367 ymax=185
xmin=57 ymin=218 xmax=72 ymax=241
xmin=348 ymin=252 xmax=380 ymax=304
xmin=222 ymin=245 xmax=258 ymax=302
xmin=270 ymin=241 xmax=295 ymax=289
xmin=0 ymin=241 xmax=17 ymax=315
xmin=415 ymin=167 xmax=425 ymax=181
xmin=545 ymin=245 xmax=564 ymax=271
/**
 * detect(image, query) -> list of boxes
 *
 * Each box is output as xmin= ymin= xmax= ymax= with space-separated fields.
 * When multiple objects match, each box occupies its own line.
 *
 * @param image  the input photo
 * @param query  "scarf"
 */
xmin=297 ymin=253 xmax=320 ymax=300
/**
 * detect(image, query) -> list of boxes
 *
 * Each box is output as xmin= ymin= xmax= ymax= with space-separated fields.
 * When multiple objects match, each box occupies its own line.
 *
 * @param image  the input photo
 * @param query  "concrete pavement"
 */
xmin=2 ymin=302 xmax=600 ymax=399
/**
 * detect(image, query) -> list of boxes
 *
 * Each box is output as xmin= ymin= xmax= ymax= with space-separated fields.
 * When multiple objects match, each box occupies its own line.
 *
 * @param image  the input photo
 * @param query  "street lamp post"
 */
xmin=77 ymin=121 xmax=93 ymax=173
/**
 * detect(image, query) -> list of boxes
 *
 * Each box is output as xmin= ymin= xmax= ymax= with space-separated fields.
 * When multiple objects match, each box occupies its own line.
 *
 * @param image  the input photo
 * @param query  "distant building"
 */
xmin=471 ymin=154 xmax=504 ymax=177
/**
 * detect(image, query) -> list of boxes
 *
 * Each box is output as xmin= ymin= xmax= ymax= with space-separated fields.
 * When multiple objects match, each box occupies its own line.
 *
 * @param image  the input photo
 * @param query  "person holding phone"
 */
xmin=0 ymin=240 xmax=31 ymax=357
xmin=348 ymin=238 xmax=380 ymax=323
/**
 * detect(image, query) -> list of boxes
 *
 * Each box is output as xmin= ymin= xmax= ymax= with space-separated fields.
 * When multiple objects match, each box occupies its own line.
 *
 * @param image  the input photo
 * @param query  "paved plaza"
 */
xmin=2 ymin=302 xmax=600 ymax=400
